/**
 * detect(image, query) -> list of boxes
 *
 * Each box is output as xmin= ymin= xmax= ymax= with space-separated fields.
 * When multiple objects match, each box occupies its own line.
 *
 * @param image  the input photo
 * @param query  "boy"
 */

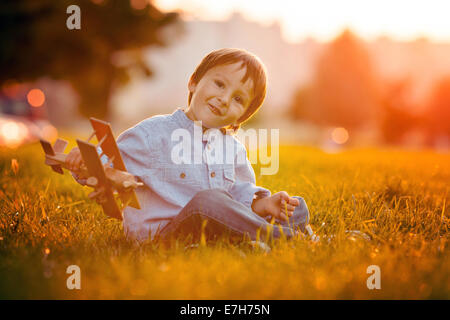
xmin=67 ymin=48 xmax=310 ymax=243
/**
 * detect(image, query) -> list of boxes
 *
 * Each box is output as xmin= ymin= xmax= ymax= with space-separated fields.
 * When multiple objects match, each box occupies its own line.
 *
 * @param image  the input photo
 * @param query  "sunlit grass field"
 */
xmin=0 ymin=141 xmax=448 ymax=299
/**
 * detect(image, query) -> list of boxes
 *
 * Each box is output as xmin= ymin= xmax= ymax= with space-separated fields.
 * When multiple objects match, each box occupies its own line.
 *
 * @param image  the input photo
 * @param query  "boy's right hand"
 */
xmin=66 ymin=147 xmax=84 ymax=172
xmin=252 ymin=191 xmax=299 ymax=222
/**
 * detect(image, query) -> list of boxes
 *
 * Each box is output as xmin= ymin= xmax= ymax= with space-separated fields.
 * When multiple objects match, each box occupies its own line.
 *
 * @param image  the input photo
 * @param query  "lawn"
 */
xmin=0 ymin=141 xmax=448 ymax=299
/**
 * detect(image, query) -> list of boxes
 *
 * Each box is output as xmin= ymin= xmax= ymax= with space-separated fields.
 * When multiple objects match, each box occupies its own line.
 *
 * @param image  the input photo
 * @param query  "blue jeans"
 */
xmin=156 ymin=189 xmax=310 ymax=243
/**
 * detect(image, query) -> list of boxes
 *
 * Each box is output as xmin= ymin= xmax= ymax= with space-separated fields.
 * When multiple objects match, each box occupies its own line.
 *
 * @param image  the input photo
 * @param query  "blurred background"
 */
xmin=1 ymin=0 xmax=449 ymax=150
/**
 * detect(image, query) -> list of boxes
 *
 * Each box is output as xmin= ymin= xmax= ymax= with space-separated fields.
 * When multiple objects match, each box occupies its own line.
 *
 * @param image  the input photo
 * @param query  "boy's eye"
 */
xmin=234 ymin=96 xmax=243 ymax=104
xmin=215 ymin=80 xmax=224 ymax=88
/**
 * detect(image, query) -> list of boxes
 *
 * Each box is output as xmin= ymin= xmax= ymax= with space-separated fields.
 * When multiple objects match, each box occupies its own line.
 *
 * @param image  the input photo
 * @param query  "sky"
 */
xmin=154 ymin=0 xmax=450 ymax=43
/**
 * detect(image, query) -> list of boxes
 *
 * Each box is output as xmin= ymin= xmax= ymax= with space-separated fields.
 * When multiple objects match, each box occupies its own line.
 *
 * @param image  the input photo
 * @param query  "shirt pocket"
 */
xmin=163 ymin=166 xmax=202 ymax=192
xmin=222 ymin=166 xmax=236 ymax=190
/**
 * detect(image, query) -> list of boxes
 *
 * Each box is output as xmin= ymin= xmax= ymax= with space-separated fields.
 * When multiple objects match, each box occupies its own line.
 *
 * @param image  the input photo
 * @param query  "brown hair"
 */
xmin=188 ymin=48 xmax=267 ymax=132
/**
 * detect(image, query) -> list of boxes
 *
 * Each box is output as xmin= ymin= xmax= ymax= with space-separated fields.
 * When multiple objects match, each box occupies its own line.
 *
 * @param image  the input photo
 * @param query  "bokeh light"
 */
xmin=27 ymin=89 xmax=45 ymax=107
xmin=0 ymin=120 xmax=29 ymax=148
xmin=130 ymin=0 xmax=148 ymax=10
xmin=2 ymin=122 xmax=20 ymax=141
xmin=331 ymin=127 xmax=349 ymax=144
xmin=41 ymin=124 xmax=58 ymax=142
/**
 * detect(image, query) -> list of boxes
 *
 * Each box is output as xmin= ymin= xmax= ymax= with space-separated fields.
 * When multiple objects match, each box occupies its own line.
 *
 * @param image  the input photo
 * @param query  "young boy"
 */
xmin=67 ymin=48 xmax=310 ymax=243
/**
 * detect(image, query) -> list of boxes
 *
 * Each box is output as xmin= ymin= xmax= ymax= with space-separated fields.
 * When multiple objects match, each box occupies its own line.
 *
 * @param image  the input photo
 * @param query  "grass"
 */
xmin=0 ymin=141 xmax=448 ymax=299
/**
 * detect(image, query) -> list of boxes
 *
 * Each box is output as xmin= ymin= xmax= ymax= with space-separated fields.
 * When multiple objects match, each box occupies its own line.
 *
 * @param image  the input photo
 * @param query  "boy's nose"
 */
xmin=218 ymin=92 xmax=232 ymax=108
xmin=217 ymin=97 xmax=227 ymax=108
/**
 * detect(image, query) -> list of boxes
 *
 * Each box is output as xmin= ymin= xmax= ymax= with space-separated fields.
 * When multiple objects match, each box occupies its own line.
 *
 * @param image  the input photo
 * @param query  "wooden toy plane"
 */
xmin=40 ymin=118 xmax=143 ymax=220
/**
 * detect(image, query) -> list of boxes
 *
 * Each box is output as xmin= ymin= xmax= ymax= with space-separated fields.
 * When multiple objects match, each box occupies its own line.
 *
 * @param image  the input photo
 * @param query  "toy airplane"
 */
xmin=40 ymin=118 xmax=143 ymax=220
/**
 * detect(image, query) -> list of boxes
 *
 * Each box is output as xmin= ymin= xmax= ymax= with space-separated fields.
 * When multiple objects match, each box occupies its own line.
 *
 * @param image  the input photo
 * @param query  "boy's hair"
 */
xmin=188 ymin=48 xmax=267 ymax=132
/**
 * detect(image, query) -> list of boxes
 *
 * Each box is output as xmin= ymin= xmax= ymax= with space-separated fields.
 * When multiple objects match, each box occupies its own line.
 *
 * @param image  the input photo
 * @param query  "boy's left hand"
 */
xmin=252 ymin=191 xmax=299 ymax=221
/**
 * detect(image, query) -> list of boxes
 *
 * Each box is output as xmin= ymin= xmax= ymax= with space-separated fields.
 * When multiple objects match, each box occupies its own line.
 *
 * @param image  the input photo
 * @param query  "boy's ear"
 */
xmin=188 ymin=78 xmax=197 ymax=93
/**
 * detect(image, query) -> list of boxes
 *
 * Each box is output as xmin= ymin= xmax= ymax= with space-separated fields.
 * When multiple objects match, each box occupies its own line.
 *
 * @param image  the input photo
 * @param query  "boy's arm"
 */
xmin=227 ymin=143 xmax=271 ymax=210
xmin=115 ymin=124 xmax=151 ymax=180
xmin=67 ymin=123 xmax=149 ymax=186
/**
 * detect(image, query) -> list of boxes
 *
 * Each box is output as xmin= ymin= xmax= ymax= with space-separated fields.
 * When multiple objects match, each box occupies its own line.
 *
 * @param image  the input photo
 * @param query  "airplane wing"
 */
xmin=77 ymin=139 xmax=123 ymax=220
xmin=40 ymin=138 xmax=68 ymax=174
xmin=90 ymin=118 xmax=141 ymax=210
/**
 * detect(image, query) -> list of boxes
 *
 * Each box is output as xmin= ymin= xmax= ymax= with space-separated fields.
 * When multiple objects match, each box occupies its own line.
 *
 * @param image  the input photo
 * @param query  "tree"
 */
xmin=291 ymin=30 xmax=380 ymax=130
xmin=379 ymin=79 xmax=419 ymax=144
xmin=425 ymin=76 xmax=450 ymax=142
xmin=0 ymin=0 xmax=178 ymax=119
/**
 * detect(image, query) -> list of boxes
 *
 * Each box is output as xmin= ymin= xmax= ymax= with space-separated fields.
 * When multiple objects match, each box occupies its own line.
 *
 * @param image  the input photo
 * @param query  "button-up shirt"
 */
xmin=75 ymin=108 xmax=271 ymax=241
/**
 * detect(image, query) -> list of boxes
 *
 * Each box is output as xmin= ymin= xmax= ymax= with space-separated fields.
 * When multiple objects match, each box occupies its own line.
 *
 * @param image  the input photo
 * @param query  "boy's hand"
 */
xmin=66 ymin=147 xmax=84 ymax=172
xmin=251 ymin=191 xmax=299 ymax=221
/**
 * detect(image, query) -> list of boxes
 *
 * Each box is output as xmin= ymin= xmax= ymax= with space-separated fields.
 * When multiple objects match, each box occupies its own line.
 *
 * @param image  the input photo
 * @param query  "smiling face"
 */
xmin=185 ymin=62 xmax=254 ymax=129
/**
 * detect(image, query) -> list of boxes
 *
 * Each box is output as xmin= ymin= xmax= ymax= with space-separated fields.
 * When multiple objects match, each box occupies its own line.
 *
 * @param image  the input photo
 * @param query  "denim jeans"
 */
xmin=156 ymin=189 xmax=310 ymax=243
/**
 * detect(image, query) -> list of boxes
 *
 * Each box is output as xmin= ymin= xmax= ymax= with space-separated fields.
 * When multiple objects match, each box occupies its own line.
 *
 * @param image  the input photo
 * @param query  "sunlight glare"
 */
xmin=154 ymin=0 xmax=450 ymax=42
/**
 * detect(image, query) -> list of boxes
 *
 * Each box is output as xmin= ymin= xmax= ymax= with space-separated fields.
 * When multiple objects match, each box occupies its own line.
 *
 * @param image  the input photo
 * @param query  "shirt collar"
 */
xmin=172 ymin=107 xmax=194 ymax=131
xmin=172 ymin=107 xmax=228 ymax=143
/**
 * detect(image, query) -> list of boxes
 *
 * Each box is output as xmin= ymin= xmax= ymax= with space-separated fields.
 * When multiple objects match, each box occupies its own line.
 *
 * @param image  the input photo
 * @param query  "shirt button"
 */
xmin=180 ymin=173 xmax=186 ymax=179
xmin=210 ymin=172 xmax=215 ymax=178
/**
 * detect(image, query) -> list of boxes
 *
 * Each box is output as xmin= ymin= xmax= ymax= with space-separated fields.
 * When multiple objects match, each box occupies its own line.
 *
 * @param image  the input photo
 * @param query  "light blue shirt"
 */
xmin=76 ymin=108 xmax=271 ymax=241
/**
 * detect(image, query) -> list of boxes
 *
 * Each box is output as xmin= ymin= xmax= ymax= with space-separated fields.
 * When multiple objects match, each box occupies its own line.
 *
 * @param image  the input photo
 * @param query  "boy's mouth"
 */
xmin=208 ymin=104 xmax=222 ymax=116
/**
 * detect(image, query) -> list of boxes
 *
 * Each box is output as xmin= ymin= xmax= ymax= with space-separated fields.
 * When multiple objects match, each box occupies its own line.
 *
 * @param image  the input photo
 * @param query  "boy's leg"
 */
xmin=157 ymin=189 xmax=299 ymax=243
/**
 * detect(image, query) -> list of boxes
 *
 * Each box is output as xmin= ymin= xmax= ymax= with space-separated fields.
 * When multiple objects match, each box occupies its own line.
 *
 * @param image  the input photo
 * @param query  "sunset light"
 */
xmin=0 ymin=0 xmax=448 ymax=301
xmin=155 ymin=0 xmax=450 ymax=42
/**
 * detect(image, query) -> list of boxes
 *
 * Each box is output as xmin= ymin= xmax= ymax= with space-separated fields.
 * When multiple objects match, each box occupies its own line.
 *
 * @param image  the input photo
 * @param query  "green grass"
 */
xmin=0 ymin=142 xmax=448 ymax=299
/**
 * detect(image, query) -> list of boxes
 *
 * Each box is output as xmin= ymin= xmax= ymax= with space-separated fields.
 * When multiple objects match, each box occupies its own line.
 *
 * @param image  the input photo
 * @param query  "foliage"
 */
xmin=290 ymin=30 xmax=380 ymax=130
xmin=0 ymin=0 xmax=178 ymax=118
xmin=378 ymin=76 xmax=450 ymax=145
xmin=379 ymin=79 xmax=420 ymax=144
xmin=0 ymin=141 xmax=449 ymax=299
xmin=426 ymin=76 xmax=450 ymax=141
